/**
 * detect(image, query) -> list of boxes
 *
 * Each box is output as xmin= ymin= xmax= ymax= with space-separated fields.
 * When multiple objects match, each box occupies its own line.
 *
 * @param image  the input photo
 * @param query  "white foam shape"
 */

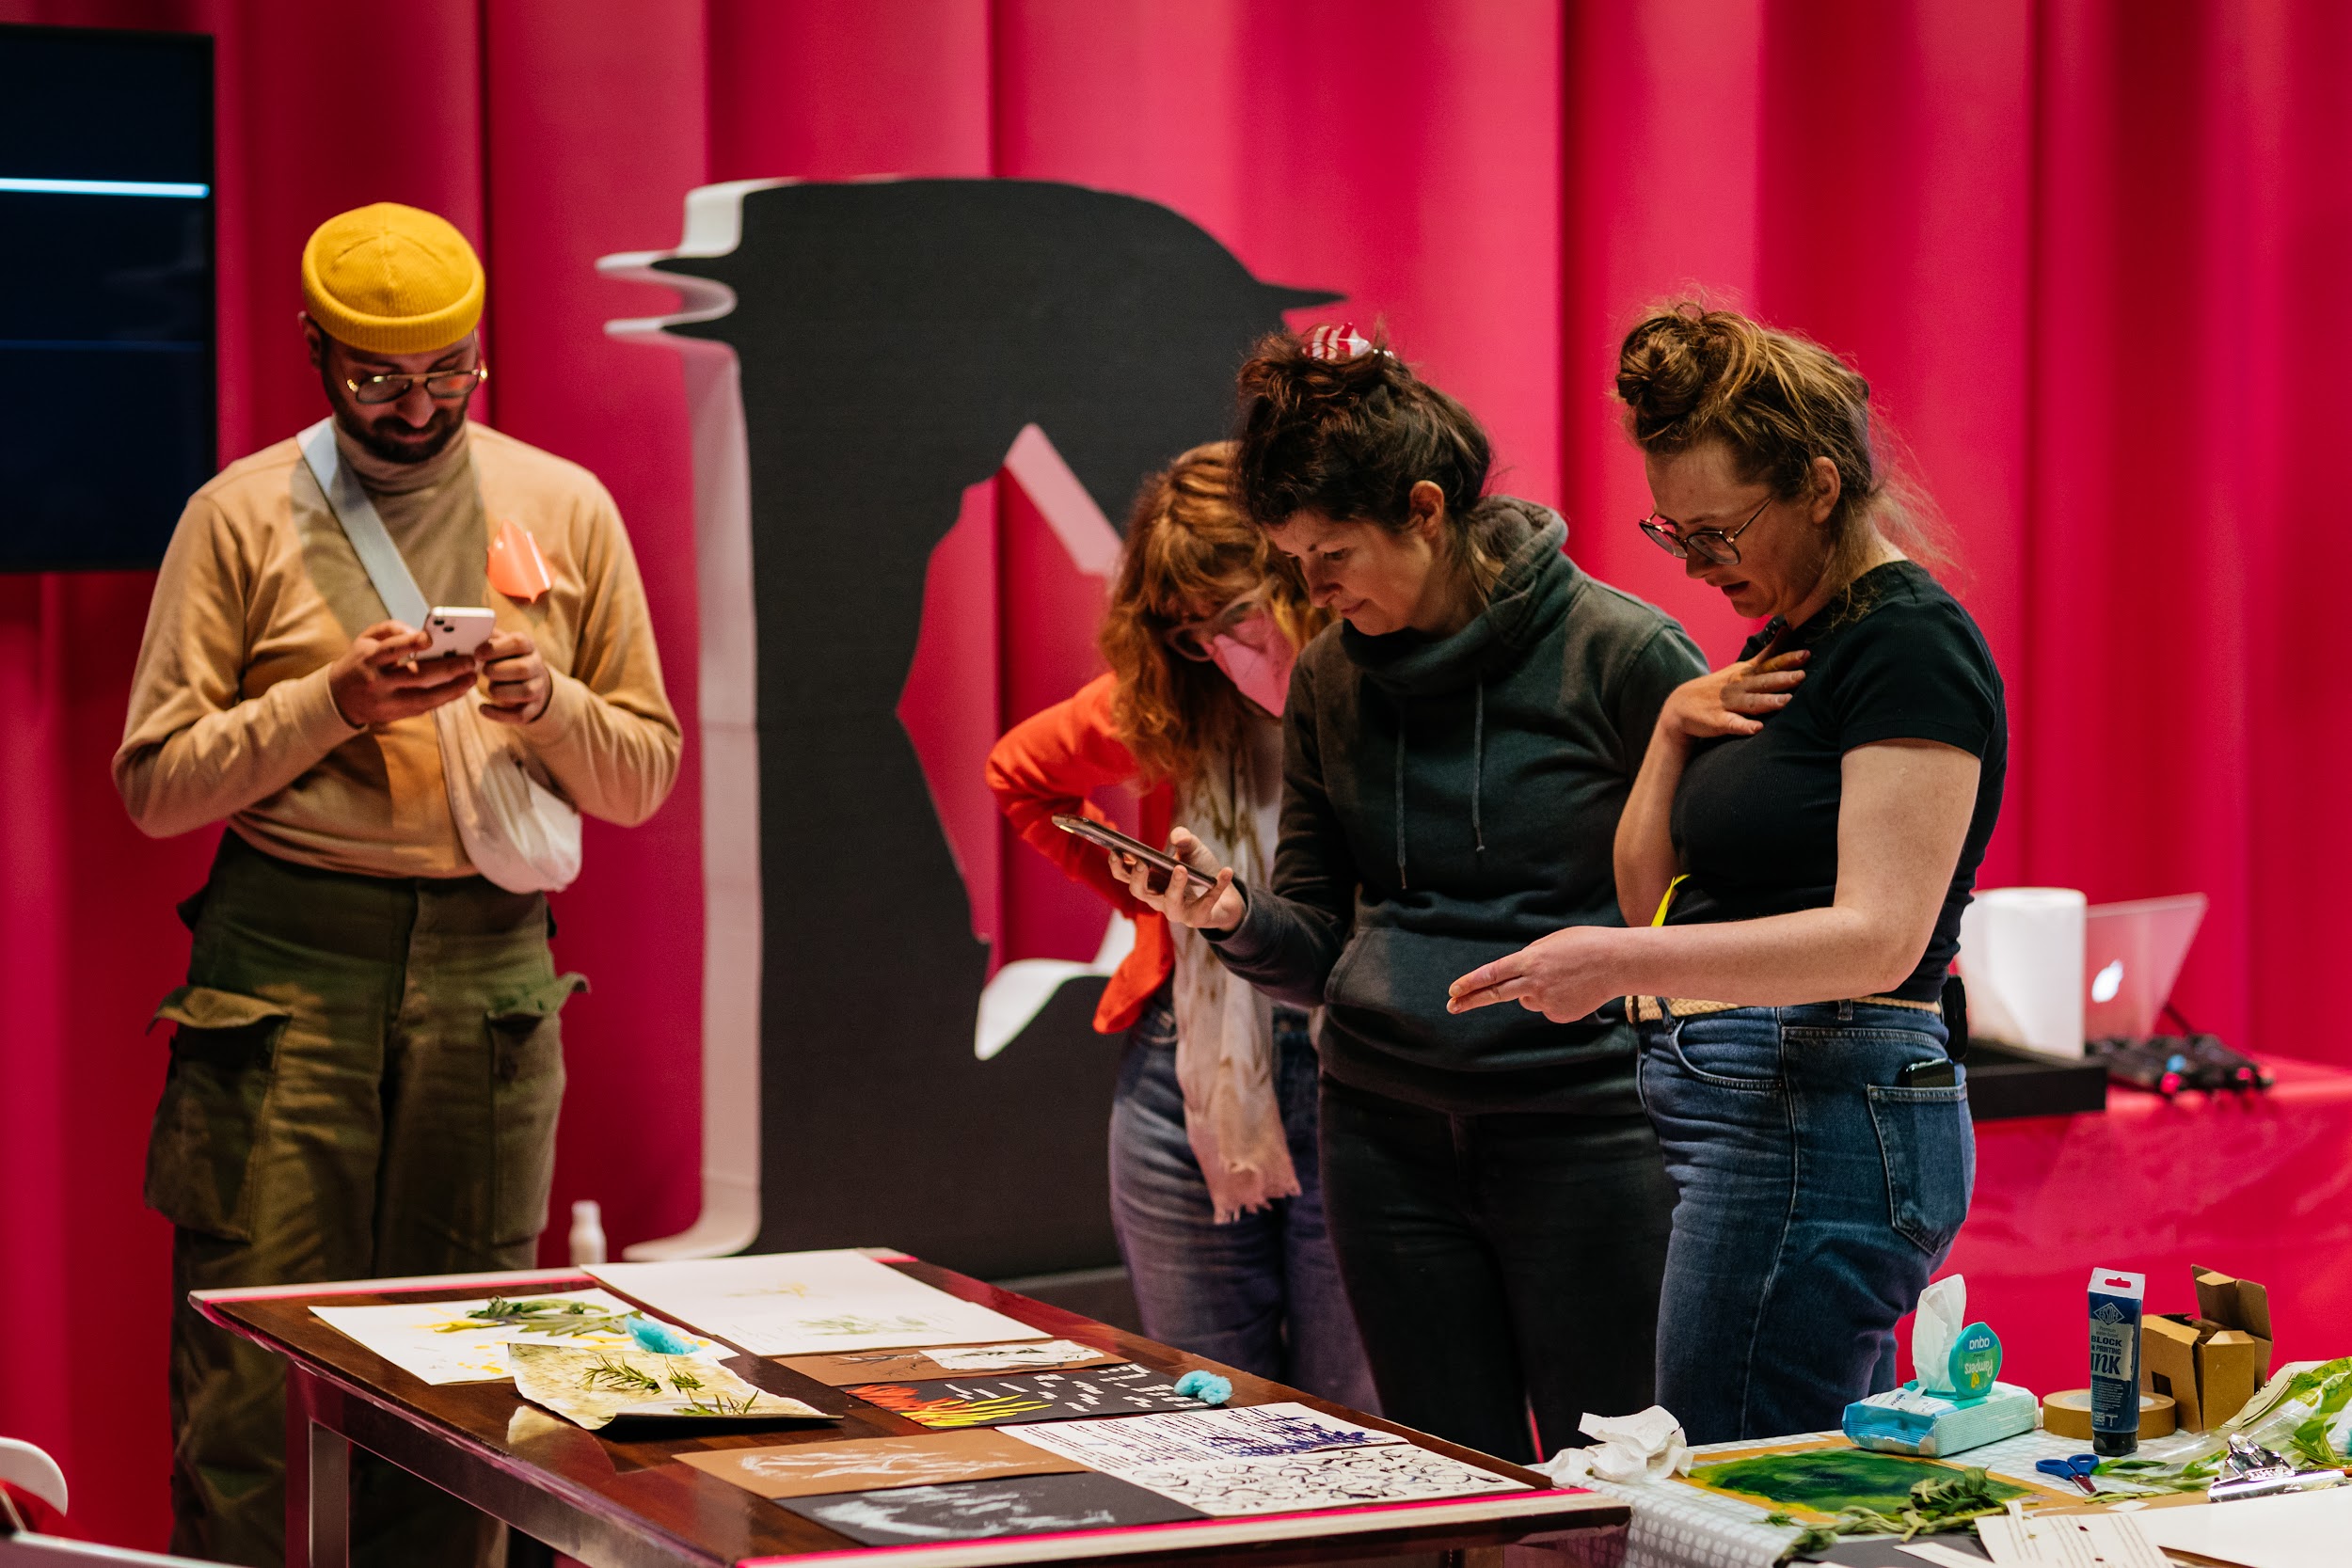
xmin=0 ymin=1436 xmax=67 ymax=1515
xmin=976 ymin=914 xmax=1136 ymax=1061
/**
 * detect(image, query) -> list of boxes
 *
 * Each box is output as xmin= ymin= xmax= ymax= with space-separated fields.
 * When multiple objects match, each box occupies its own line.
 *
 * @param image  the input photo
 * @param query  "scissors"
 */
xmin=2037 ymin=1453 xmax=2100 ymax=1496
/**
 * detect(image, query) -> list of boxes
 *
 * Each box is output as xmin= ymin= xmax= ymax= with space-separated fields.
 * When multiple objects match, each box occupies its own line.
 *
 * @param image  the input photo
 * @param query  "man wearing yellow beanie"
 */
xmin=116 ymin=202 xmax=682 ymax=1567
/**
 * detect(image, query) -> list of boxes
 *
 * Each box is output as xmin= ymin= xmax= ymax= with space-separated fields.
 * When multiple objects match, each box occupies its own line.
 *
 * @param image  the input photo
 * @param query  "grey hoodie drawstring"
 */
xmin=1471 ymin=680 xmax=1486 ymax=858
xmin=1393 ymin=701 xmax=1409 ymax=890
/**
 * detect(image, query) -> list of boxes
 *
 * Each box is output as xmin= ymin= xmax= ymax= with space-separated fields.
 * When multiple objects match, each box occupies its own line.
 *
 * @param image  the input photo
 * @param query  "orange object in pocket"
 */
xmin=487 ymin=516 xmax=553 ymax=603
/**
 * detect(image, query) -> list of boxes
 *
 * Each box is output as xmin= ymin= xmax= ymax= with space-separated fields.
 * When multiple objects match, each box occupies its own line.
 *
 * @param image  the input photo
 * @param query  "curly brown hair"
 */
xmin=1614 ymin=302 xmax=1947 ymax=594
xmin=1099 ymin=442 xmax=1327 ymax=787
xmin=1232 ymin=325 xmax=1508 ymax=600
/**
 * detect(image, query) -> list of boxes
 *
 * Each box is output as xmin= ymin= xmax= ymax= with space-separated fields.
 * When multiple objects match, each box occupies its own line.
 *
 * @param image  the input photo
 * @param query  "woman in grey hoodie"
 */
xmin=1115 ymin=324 xmax=1706 ymax=1465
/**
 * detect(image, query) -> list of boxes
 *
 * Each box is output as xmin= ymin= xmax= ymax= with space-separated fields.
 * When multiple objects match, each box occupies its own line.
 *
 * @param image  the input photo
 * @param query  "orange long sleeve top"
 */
xmin=984 ymin=673 xmax=1174 ymax=1035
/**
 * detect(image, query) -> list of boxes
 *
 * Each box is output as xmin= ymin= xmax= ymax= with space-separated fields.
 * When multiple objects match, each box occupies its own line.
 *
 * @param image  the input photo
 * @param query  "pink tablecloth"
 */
xmin=1913 ymin=1057 xmax=2352 ymax=1396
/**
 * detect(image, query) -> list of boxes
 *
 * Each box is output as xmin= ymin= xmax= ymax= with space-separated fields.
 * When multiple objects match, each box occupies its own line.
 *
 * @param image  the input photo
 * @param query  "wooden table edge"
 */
xmin=197 ymin=1261 xmax=1629 ymax=1567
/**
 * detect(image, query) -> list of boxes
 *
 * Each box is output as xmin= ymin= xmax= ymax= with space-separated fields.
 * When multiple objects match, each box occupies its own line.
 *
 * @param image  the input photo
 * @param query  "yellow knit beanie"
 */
xmin=301 ymin=202 xmax=485 ymax=355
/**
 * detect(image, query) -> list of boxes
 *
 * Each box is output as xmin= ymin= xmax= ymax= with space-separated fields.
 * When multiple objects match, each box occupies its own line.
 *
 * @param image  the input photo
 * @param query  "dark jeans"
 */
xmin=1316 ymin=1073 xmax=1675 ymax=1465
xmin=1638 ymin=1000 xmax=1976 ymax=1443
xmin=1108 ymin=995 xmax=1378 ymax=1410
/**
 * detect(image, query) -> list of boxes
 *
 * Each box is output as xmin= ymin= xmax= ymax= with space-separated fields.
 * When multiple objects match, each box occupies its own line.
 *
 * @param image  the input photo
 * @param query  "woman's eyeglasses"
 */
xmin=1162 ymin=594 xmax=1271 ymax=662
xmin=1637 ymin=494 xmax=1771 ymax=566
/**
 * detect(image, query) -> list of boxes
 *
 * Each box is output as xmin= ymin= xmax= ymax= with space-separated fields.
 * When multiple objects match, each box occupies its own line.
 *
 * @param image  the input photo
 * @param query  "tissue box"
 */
xmin=2140 ymin=1265 xmax=2273 ymax=1431
xmin=1842 ymin=1382 xmax=2038 ymax=1457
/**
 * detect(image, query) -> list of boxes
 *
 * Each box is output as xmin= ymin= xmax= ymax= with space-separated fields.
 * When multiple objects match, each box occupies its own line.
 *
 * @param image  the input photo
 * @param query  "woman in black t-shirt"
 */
xmin=1449 ymin=304 xmax=2006 ymax=1442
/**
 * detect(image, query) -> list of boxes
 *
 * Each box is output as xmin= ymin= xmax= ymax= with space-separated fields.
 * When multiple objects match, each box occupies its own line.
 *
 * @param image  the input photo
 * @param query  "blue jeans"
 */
xmin=1109 ymin=993 xmax=1378 ymax=1410
xmin=1638 ymin=1000 xmax=1976 ymax=1444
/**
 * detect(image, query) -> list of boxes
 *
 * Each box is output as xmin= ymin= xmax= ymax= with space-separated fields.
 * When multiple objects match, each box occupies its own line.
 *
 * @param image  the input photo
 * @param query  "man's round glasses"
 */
xmin=1637 ymin=494 xmax=1772 ymax=567
xmin=344 ymin=364 xmax=489 ymax=406
xmin=1162 ymin=593 xmax=1270 ymax=662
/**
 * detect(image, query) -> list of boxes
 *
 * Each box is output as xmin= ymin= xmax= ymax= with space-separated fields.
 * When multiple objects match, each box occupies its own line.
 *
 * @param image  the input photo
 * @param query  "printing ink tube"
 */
xmin=2088 ymin=1267 xmax=2146 ymax=1456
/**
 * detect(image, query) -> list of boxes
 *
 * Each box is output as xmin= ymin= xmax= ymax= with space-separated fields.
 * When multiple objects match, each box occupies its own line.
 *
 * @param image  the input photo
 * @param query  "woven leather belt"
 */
xmin=1629 ymin=993 xmax=1943 ymax=1023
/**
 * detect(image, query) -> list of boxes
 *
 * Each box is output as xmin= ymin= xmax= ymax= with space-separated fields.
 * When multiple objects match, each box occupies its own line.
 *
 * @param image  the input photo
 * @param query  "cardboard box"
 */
xmin=2139 ymin=1265 xmax=2273 ymax=1431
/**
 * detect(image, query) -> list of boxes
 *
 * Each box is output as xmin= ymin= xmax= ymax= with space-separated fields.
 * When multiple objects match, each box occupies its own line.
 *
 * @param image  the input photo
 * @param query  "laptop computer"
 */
xmin=2082 ymin=893 xmax=2207 ymax=1039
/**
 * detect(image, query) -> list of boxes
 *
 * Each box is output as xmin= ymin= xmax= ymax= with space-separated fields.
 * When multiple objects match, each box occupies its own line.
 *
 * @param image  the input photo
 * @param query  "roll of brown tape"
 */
xmin=2042 ymin=1388 xmax=2177 ymax=1440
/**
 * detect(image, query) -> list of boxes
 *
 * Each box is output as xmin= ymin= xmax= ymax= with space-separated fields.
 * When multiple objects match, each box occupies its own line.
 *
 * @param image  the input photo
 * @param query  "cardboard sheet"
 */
xmin=1002 ymin=1402 xmax=1405 ymax=1466
xmin=845 ymin=1363 xmax=1205 ymax=1428
xmin=588 ymin=1250 xmax=1043 ymax=1355
xmin=310 ymin=1290 xmax=722 ymax=1386
xmin=678 ymin=1430 xmax=1087 ymax=1498
xmin=778 ymin=1470 xmax=1204 ymax=1544
xmin=779 ymin=1339 xmax=1119 ymax=1386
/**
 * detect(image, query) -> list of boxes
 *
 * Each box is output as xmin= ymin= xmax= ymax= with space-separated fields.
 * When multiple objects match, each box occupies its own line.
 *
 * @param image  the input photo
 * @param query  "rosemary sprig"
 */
xmin=579 ymin=1353 xmax=662 ymax=1394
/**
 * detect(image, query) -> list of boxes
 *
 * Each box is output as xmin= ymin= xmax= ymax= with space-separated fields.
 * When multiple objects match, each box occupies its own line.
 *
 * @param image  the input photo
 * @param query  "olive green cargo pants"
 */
xmin=148 ymin=832 xmax=582 ymax=1567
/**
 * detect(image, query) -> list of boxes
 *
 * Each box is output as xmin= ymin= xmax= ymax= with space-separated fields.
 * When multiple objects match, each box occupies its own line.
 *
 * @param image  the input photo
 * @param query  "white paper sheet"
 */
xmin=2132 ymin=1484 xmax=2352 ymax=1568
xmin=587 ymin=1250 xmax=1043 ymax=1355
xmin=1112 ymin=1443 xmax=1528 ymax=1515
xmin=920 ymin=1339 xmax=1110 ymax=1371
xmin=310 ymin=1290 xmax=722 ymax=1385
xmin=1003 ymin=1402 xmax=1406 ymax=1468
xmin=1977 ymin=1510 xmax=2168 ymax=1567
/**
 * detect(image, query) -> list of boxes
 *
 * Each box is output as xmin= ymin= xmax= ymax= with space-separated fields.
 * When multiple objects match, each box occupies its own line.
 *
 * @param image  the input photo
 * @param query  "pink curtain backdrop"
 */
xmin=3 ymin=0 xmax=2347 ymax=1547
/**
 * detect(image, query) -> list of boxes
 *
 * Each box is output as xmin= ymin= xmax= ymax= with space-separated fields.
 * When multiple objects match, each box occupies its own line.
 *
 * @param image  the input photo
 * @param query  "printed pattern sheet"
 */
xmin=1112 ymin=1442 xmax=1532 ymax=1516
xmin=588 ymin=1249 xmax=1043 ymax=1355
xmin=1003 ymin=1402 xmax=1406 ymax=1466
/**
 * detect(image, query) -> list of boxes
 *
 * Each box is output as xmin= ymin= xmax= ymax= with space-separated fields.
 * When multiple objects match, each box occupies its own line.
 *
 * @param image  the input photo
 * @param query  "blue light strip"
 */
xmin=0 ymin=176 xmax=210 ymax=198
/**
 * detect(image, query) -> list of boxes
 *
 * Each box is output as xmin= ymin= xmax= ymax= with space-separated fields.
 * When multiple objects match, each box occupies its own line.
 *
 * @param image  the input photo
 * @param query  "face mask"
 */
xmin=1209 ymin=613 xmax=1296 ymax=717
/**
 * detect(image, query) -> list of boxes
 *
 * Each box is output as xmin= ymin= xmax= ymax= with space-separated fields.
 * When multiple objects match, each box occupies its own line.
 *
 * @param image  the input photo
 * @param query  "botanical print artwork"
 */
xmin=678 ymin=1431 xmax=1087 ymax=1499
xmin=310 ymin=1291 xmax=722 ymax=1386
xmin=1003 ymin=1402 xmax=1406 ymax=1467
xmin=1113 ymin=1443 xmax=1531 ymax=1516
xmin=778 ymin=1470 xmax=1205 ymax=1544
xmin=506 ymin=1342 xmax=831 ymax=1433
xmin=844 ymin=1364 xmax=1206 ymax=1429
xmin=1677 ymin=1440 xmax=2037 ymax=1524
xmin=588 ymin=1250 xmax=1043 ymax=1354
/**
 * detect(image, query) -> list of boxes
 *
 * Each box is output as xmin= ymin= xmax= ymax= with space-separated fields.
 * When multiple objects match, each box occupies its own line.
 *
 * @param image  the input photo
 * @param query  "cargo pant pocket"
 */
xmin=1866 ymin=1081 xmax=1975 ymax=1257
xmin=485 ymin=972 xmax=585 ymax=1247
xmin=144 ymin=986 xmax=294 ymax=1242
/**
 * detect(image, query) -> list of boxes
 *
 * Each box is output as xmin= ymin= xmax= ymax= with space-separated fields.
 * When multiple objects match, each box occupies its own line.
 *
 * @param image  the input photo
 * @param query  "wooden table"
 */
xmin=198 ymin=1254 xmax=1626 ymax=1568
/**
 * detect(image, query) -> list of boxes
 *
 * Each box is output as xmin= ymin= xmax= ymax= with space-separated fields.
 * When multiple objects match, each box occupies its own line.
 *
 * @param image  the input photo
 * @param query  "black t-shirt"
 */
xmin=1666 ymin=561 xmax=2008 ymax=1001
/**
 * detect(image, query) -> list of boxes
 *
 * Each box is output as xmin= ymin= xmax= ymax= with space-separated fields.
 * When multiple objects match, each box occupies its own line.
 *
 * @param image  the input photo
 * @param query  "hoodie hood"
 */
xmin=1335 ymin=497 xmax=1580 ymax=885
xmin=1341 ymin=497 xmax=1576 ymax=697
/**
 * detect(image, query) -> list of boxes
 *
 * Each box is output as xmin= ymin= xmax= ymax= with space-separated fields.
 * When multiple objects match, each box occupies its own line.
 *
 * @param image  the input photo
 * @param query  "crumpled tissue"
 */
xmin=1539 ymin=1405 xmax=1692 ymax=1485
xmin=1913 ymin=1274 xmax=1966 ymax=1393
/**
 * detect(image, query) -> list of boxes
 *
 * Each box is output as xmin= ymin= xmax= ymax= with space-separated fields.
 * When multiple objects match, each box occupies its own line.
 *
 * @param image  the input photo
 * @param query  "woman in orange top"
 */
xmin=986 ymin=442 xmax=1373 ymax=1405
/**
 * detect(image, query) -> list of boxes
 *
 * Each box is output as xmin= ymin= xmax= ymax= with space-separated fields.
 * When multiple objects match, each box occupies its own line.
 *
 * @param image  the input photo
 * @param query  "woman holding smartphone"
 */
xmin=1448 ymin=304 xmax=2008 ymax=1442
xmin=1122 ymin=326 xmax=1707 ymax=1463
xmin=986 ymin=442 xmax=1374 ymax=1406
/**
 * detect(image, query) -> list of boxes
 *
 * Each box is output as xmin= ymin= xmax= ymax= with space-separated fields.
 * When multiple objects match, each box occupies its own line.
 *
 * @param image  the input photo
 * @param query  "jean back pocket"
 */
xmin=1866 ymin=1081 xmax=1975 ymax=1257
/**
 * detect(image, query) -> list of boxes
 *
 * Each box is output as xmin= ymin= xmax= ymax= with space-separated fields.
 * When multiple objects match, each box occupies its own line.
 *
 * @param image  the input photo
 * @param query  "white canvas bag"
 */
xmin=299 ymin=419 xmax=582 ymax=893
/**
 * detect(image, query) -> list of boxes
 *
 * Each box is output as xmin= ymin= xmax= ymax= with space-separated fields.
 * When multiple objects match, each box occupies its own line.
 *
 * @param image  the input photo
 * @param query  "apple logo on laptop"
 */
xmin=2091 ymin=959 xmax=2125 ymax=1004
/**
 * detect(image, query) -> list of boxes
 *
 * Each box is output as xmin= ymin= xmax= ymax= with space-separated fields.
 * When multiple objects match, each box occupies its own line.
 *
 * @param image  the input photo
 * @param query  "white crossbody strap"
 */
xmin=298 ymin=420 xmax=430 ymax=628
xmin=296 ymin=418 xmax=581 ymax=894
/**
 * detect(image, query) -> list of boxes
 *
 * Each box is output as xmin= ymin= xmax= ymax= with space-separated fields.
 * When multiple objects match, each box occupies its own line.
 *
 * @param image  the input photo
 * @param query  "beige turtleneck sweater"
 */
xmin=115 ymin=419 xmax=681 ymax=879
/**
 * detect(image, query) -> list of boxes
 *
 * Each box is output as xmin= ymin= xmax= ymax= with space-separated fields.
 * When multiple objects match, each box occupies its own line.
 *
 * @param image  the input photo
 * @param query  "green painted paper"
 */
xmin=1689 ymin=1448 xmax=2032 ymax=1517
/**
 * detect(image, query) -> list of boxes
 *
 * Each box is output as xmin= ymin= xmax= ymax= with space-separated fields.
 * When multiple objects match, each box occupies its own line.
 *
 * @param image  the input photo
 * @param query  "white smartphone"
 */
xmin=421 ymin=606 xmax=498 ymax=660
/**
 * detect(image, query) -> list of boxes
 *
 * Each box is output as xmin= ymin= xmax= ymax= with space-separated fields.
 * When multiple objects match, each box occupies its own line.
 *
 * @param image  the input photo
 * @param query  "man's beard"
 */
xmin=331 ymin=400 xmax=469 ymax=465
xmin=317 ymin=357 xmax=471 ymax=465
